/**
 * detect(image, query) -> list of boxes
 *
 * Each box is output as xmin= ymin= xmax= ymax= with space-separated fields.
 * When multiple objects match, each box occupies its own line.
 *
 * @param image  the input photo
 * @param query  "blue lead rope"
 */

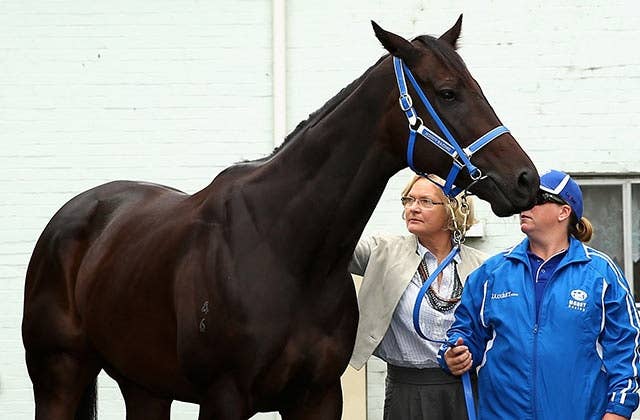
xmin=412 ymin=245 xmax=477 ymax=420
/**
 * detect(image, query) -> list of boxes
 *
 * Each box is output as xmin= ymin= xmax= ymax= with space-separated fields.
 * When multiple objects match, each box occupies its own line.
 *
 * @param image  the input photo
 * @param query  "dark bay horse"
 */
xmin=23 ymin=17 xmax=538 ymax=420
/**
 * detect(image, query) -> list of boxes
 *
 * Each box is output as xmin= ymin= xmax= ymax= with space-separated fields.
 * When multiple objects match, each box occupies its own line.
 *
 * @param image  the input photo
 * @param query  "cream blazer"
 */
xmin=348 ymin=235 xmax=487 ymax=370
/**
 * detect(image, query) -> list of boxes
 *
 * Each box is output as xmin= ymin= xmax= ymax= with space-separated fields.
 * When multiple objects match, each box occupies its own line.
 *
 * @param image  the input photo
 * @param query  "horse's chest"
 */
xmin=259 ymin=324 xmax=357 ymax=391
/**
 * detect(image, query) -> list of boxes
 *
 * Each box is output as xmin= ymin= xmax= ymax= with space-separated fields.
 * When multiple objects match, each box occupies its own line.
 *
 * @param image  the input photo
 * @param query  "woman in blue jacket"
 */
xmin=440 ymin=169 xmax=640 ymax=419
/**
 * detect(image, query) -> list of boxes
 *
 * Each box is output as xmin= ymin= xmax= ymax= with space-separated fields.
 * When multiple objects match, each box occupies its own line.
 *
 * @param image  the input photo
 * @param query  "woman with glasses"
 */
xmin=441 ymin=169 xmax=640 ymax=420
xmin=349 ymin=174 xmax=487 ymax=420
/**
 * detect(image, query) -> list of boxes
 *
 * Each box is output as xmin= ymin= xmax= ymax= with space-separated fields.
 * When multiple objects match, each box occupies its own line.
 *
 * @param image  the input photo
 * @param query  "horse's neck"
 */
xmin=238 ymin=72 xmax=404 ymax=269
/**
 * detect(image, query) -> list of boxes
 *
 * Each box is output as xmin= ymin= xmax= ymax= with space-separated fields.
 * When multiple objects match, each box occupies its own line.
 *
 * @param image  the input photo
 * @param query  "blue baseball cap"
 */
xmin=539 ymin=169 xmax=583 ymax=219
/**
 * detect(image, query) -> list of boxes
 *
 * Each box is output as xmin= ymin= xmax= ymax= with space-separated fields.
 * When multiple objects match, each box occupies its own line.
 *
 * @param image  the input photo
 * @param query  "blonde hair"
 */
xmin=401 ymin=174 xmax=477 ymax=233
xmin=569 ymin=215 xmax=594 ymax=243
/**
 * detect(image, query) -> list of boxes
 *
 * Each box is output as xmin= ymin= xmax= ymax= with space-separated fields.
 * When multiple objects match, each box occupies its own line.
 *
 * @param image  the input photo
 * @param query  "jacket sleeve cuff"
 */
xmin=606 ymin=401 xmax=633 ymax=419
xmin=437 ymin=345 xmax=451 ymax=373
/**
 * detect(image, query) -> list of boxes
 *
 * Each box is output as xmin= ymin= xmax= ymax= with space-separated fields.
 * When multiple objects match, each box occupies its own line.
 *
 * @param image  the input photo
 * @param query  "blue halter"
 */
xmin=393 ymin=56 xmax=510 ymax=197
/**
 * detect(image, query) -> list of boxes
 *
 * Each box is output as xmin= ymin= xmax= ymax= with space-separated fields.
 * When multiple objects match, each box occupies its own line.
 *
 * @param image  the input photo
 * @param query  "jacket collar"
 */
xmin=415 ymin=237 xmax=462 ymax=264
xmin=505 ymin=235 xmax=591 ymax=268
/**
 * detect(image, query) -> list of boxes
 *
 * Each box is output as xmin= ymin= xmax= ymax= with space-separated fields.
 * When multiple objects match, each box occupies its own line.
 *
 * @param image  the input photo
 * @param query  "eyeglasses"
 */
xmin=401 ymin=196 xmax=445 ymax=209
xmin=535 ymin=191 xmax=567 ymax=206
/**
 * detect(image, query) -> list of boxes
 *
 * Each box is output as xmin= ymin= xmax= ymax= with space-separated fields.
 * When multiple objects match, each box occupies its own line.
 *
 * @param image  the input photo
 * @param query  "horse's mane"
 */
xmin=242 ymin=54 xmax=388 ymax=163
xmin=276 ymin=35 xmax=467 ymax=151
xmin=241 ymin=34 xmax=465 ymax=165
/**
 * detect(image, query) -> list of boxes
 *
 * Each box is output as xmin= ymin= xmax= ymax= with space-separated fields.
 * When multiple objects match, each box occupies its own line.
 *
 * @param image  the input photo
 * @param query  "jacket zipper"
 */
xmin=532 ymin=259 xmax=550 ymax=420
xmin=531 ymin=258 xmax=550 ymax=420
xmin=531 ymin=251 xmax=565 ymax=420
xmin=532 ymin=322 xmax=538 ymax=420
xmin=520 ymin=257 xmax=540 ymax=420
xmin=532 ymin=279 xmax=539 ymax=420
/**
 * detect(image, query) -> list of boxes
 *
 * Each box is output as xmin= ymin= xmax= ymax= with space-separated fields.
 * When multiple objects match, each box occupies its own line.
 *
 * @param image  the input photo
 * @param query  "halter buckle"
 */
xmin=399 ymin=93 xmax=413 ymax=112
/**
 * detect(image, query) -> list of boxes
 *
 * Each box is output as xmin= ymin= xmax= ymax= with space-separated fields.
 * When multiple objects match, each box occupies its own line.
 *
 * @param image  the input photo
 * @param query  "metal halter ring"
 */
xmin=469 ymin=167 xmax=483 ymax=181
xmin=458 ymin=196 xmax=470 ymax=216
xmin=410 ymin=116 xmax=423 ymax=131
xmin=452 ymin=229 xmax=464 ymax=245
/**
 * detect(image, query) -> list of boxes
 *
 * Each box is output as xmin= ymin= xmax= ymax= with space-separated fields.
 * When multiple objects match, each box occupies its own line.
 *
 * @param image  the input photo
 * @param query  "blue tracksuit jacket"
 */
xmin=439 ymin=237 xmax=640 ymax=419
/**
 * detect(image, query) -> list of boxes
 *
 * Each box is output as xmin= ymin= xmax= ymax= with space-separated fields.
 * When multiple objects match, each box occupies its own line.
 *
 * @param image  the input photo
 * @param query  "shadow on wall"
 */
xmin=635 ymin=259 xmax=640 ymax=302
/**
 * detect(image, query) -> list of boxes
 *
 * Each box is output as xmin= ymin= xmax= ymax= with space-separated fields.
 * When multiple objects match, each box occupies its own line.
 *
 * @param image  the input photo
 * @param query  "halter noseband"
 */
xmin=393 ymin=57 xmax=510 ymax=197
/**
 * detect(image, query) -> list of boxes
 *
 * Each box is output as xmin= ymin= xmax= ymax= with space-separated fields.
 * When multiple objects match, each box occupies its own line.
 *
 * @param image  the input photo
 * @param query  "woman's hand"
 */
xmin=444 ymin=337 xmax=473 ymax=376
xmin=602 ymin=413 xmax=627 ymax=420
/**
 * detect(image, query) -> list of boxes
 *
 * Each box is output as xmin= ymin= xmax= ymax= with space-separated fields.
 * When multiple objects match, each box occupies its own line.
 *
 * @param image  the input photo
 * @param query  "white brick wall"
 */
xmin=2 ymin=1 xmax=639 ymax=419
xmin=1 ymin=1 xmax=275 ymax=419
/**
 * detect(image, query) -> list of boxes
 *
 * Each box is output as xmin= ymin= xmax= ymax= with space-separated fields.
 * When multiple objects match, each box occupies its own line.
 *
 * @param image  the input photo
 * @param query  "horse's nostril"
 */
xmin=517 ymin=170 xmax=540 ymax=206
xmin=518 ymin=170 xmax=537 ymax=190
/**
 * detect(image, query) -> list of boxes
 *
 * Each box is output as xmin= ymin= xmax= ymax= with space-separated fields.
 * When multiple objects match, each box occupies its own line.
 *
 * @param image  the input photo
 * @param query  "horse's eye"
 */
xmin=439 ymin=89 xmax=456 ymax=101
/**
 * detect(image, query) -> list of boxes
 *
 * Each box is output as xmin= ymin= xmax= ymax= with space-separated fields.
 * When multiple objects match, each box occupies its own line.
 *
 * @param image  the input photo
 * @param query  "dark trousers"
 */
xmin=383 ymin=365 xmax=477 ymax=420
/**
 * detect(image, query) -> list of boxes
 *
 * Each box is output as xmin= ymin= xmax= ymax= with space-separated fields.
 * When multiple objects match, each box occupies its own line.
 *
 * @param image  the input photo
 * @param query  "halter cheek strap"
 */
xmin=393 ymin=57 xmax=510 ymax=197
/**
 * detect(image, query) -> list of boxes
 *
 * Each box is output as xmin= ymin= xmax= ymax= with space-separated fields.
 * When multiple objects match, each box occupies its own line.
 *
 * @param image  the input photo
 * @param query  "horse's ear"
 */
xmin=438 ymin=14 xmax=463 ymax=49
xmin=371 ymin=21 xmax=419 ymax=62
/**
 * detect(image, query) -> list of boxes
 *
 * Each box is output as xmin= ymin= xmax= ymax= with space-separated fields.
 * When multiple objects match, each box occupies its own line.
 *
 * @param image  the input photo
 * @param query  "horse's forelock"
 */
xmin=412 ymin=35 xmax=469 ymax=78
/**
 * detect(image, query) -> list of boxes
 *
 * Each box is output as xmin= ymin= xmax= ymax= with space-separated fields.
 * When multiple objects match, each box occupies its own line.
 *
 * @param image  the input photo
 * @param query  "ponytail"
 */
xmin=569 ymin=215 xmax=593 ymax=243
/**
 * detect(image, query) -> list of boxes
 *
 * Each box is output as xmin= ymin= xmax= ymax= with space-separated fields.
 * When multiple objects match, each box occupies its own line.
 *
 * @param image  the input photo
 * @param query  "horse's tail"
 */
xmin=75 ymin=376 xmax=98 ymax=420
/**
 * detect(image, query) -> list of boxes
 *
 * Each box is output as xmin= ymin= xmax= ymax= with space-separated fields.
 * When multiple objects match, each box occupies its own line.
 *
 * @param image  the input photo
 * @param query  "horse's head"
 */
xmin=373 ymin=16 xmax=539 ymax=217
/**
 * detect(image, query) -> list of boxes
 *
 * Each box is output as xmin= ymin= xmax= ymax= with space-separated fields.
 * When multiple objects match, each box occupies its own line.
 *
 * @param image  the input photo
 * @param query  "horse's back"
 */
xmin=26 ymin=179 xmax=188 ymax=276
xmin=29 ymin=179 xmax=188 ymax=248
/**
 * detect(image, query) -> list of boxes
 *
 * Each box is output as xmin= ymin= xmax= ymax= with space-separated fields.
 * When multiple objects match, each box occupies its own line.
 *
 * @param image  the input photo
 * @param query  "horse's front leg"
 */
xmin=279 ymin=381 xmax=342 ymax=420
xmin=197 ymin=377 xmax=250 ymax=420
xmin=116 ymin=375 xmax=172 ymax=420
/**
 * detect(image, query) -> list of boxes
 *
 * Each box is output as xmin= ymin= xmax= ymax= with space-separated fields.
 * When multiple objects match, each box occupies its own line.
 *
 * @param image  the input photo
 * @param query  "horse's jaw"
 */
xmin=471 ymin=173 xmax=538 ymax=217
